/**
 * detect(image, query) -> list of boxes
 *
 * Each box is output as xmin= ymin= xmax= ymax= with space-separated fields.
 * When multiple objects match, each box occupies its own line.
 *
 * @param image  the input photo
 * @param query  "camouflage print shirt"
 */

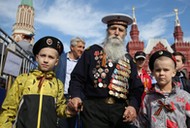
xmin=137 ymin=83 xmax=190 ymax=128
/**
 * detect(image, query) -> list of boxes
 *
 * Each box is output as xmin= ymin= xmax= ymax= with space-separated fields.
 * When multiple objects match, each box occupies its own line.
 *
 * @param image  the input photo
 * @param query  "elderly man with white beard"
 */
xmin=68 ymin=13 xmax=144 ymax=128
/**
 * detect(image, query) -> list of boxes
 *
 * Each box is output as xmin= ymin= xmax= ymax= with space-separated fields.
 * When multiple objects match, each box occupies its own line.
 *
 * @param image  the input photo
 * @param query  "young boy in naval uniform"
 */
xmin=0 ymin=36 xmax=73 ymax=128
xmin=136 ymin=50 xmax=190 ymax=128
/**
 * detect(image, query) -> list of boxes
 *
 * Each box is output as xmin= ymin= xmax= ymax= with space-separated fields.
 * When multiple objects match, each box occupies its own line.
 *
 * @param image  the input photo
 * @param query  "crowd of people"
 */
xmin=0 ymin=13 xmax=190 ymax=128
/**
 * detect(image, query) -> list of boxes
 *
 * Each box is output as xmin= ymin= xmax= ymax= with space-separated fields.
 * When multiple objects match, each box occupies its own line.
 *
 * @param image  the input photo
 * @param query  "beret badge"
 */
xmin=46 ymin=38 xmax=53 ymax=45
xmin=33 ymin=36 xmax=64 ymax=56
xmin=159 ymin=51 xmax=163 ymax=55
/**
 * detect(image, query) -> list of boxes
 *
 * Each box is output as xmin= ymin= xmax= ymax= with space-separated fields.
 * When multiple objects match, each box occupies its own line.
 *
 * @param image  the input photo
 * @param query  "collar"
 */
xmin=31 ymin=69 xmax=55 ymax=92
xmin=151 ymin=82 xmax=179 ymax=95
xmin=31 ymin=69 xmax=55 ymax=79
xmin=67 ymin=52 xmax=79 ymax=62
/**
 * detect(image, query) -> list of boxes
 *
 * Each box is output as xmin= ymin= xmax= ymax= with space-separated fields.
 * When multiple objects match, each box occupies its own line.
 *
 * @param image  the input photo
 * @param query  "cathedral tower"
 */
xmin=171 ymin=9 xmax=190 ymax=75
xmin=12 ymin=0 xmax=35 ymax=44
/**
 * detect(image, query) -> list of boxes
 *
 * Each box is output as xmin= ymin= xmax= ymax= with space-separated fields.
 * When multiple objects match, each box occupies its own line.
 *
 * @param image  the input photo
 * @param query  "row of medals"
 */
xmin=92 ymin=50 xmax=131 ymax=100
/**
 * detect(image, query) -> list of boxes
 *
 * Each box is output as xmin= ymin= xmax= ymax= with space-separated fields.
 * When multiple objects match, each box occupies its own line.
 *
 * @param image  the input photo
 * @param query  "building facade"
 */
xmin=127 ymin=8 xmax=190 ymax=78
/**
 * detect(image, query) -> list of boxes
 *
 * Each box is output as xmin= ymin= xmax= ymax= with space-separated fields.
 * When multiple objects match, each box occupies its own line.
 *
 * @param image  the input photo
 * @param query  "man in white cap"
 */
xmin=68 ymin=13 xmax=144 ymax=128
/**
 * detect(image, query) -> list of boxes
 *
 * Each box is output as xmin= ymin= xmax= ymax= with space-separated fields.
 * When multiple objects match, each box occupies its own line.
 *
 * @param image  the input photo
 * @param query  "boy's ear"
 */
xmin=172 ymin=69 xmax=177 ymax=77
xmin=54 ymin=58 xmax=59 ymax=66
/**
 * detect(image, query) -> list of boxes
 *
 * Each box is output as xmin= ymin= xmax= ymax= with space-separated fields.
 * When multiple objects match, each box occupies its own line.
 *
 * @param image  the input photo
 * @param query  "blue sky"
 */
xmin=0 ymin=0 xmax=190 ymax=52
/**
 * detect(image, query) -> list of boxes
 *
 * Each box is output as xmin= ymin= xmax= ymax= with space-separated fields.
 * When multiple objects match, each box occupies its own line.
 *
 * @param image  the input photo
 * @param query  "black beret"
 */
xmin=149 ymin=50 xmax=176 ymax=71
xmin=33 ymin=36 xmax=63 ymax=56
xmin=134 ymin=51 xmax=146 ymax=60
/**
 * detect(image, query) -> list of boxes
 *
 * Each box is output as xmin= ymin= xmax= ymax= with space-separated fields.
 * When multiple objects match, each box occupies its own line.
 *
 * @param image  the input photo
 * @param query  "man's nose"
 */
xmin=115 ymin=28 xmax=119 ymax=35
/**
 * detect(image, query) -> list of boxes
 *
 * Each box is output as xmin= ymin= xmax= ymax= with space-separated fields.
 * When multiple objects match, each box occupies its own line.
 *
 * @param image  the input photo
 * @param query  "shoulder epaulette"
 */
xmin=86 ymin=44 xmax=102 ymax=51
xmin=86 ymin=46 xmax=91 ymax=50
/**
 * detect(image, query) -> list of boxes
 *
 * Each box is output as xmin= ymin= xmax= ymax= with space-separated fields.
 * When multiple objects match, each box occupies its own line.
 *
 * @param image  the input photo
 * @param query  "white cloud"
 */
xmin=0 ymin=0 xmax=107 ymax=43
xmin=1 ymin=0 xmax=189 ymax=49
xmin=0 ymin=0 xmax=19 ymax=19
xmin=35 ymin=0 xmax=105 ymax=39
xmin=139 ymin=18 xmax=167 ymax=41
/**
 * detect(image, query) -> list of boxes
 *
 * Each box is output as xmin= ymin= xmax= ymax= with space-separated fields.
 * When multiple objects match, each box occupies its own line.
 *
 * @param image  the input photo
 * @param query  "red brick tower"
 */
xmin=126 ymin=7 xmax=144 ymax=58
xmin=171 ymin=9 xmax=190 ymax=76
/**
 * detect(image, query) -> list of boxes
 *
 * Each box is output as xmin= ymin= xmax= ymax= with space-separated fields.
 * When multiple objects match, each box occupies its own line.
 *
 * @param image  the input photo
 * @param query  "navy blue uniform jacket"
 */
xmin=69 ymin=44 xmax=144 ymax=112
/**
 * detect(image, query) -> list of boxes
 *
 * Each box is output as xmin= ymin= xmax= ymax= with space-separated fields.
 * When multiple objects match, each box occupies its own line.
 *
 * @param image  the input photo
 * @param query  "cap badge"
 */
xmin=159 ymin=51 xmax=163 ymax=55
xmin=46 ymin=38 xmax=53 ymax=45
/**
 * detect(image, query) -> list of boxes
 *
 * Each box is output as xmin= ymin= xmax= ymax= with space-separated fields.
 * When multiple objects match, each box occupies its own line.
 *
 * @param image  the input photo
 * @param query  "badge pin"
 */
xmin=103 ymin=84 xmax=107 ymax=88
xmin=95 ymin=56 xmax=99 ymax=60
xmin=98 ymin=82 xmax=103 ymax=88
xmin=98 ymin=68 xmax=103 ymax=73
xmin=105 ymin=68 xmax=109 ymax=73
xmin=108 ymin=62 xmax=113 ymax=67
xmin=101 ymin=72 xmax=106 ymax=79
xmin=46 ymin=38 xmax=53 ymax=45
xmin=109 ymin=90 xmax=114 ymax=95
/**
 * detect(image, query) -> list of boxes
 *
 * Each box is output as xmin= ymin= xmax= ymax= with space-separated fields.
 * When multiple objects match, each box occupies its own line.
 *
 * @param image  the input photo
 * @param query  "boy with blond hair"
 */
xmin=137 ymin=50 xmax=190 ymax=128
xmin=0 ymin=36 xmax=73 ymax=128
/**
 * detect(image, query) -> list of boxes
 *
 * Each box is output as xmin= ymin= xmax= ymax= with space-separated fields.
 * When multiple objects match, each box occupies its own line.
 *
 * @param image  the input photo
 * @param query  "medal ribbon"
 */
xmin=154 ymin=100 xmax=174 ymax=116
xmin=108 ymin=56 xmax=130 ymax=99
xmin=101 ymin=53 xmax=107 ymax=67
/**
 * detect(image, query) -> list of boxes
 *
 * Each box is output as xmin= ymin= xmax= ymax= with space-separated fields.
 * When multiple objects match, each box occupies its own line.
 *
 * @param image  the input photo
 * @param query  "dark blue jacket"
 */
xmin=69 ymin=44 xmax=144 ymax=112
xmin=173 ymin=71 xmax=190 ymax=93
xmin=55 ymin=52 xmax=67 ymax=84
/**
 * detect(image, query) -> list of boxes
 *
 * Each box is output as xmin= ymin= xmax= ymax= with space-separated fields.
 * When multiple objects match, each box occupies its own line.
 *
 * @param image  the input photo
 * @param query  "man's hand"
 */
xmin=67 ymin=97 xmax=83 ymax=112
xmin=65 ymin=106 xmax=77 ymax=116
xmin=123 ymin=106 xmax=137 ymax=122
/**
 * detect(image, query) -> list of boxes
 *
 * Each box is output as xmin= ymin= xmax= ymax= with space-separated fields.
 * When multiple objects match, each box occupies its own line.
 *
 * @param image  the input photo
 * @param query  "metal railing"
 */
xmin=0 ymin=27 xmax=37 ymax=89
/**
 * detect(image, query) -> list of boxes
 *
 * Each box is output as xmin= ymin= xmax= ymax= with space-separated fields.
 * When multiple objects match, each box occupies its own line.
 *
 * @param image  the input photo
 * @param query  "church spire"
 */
xmin=127 ymin=6 xmax=144 ymax=58
xmin=173 ymin=8 xmax=183 ymax=43
xmin=132 ymin=6 xmax=137 ymax=24
xmin=174 ymin=8 xmax=180 ymax=26
xmin=130 ymin=6 xmax=139 ymax=42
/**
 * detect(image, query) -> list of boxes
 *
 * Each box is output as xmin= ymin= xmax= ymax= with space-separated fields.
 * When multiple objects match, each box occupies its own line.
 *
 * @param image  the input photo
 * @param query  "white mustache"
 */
xmin=108 ymin=35 xmax=123 ymax=42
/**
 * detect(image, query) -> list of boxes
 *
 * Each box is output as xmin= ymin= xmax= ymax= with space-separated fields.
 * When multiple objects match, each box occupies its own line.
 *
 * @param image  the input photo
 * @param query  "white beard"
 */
xmin=103 ymin=35 xmax=126 ymax=62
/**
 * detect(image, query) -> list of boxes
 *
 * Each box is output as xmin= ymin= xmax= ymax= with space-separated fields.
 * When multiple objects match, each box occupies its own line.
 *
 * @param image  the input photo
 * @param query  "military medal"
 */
xmin=94 ymin=51 xmax=99 ymax=60
xmin=108 ymin=62 xmax=113 ymax=67
xmin=94 ymin=73 xmax=100 ymax=79
xmin=95 ymin=56 xmax=99 ymax=60
xmin=98 ymin=82 xmax=103 ymax=88
xmin=103 ymin=84 xmax=107 ymax=88
xmin=92 ymin=68 xmax=97 ymax=74
xmin=98 ymin=68 xmax=103 ymax=73
xmin=105 ymin=68 xmax=109 ymax=73
xmin=107 ymin=56 xmax=131 ymax=100
xmin=101 ymin=72 xmax=106 ymax=79
xmin=109 ymin=90 xmax=114 ymax=95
